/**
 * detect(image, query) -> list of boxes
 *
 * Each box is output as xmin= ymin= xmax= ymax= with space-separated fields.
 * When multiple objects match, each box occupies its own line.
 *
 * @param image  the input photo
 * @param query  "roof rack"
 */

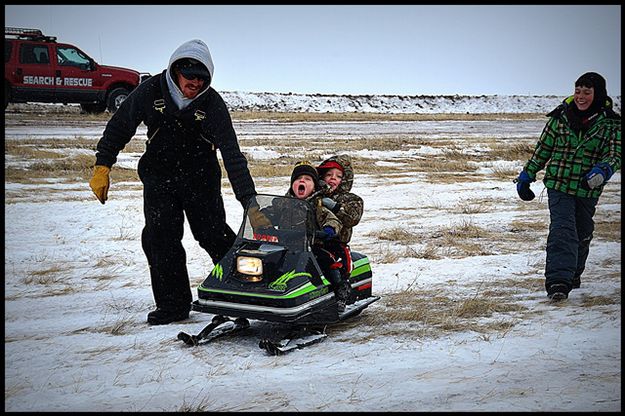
xmin=5 ymin=27 xmax=57 ymax=42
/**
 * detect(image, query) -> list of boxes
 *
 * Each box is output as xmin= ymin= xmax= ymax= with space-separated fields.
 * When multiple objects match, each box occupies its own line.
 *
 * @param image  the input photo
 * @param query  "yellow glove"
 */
xmin=89 ymin=165 xmax=111 ymax=204
xmin=248 ymin=206 xmax=272 ymax=229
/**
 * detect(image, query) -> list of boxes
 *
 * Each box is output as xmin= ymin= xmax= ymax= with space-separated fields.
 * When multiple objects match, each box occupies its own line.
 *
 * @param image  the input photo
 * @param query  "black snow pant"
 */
xmin=544 ymin=188 xmax=598 ymax=292
xmin=140 ymin=173 xmax=236 ymax=312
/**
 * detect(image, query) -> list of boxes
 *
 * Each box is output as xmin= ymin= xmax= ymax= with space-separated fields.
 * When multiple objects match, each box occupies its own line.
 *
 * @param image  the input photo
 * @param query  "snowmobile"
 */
xmin=177 ymin=193 xmax=379 ymax=354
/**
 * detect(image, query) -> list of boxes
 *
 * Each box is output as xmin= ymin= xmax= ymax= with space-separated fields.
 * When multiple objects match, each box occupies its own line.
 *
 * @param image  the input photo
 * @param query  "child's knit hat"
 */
xmin=317 ymin=160 xmax=344 ymax=173
xmin=290 ymin=161 xmax=319 ymax=186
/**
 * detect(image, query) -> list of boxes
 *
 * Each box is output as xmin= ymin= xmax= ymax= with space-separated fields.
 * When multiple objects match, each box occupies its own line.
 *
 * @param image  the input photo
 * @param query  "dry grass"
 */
xmin=509 ymin=219 xmax=549 ymax=232
xmin=248 ymin=162 xmax=301 ymax=179
xmin=265 ymin=153 xmax=482 ymax=178
xmin=6 ymin=103 xmax=545 ymax=121
xmin=333 ymin=284 xmax=527 ymax=340
xmin=488 ymin=142 xmax=536 ymax=161
xmin=594 ymin=218 xmax=622 ymax=241
xmin=496 ymin=277 xmax=545 ymax=291
xmin=400 ymin=245 xmax=442 ymax=260
xmin=5 ymin=133 xmax=493 ymax=183
xmin=580 ymin=290 xmax=621 ymax=307
xmin=71 ymin=317 xmax=135 ymax=336
xmin=3 ymin=110 xmax=542 ymax=185
xmin=371 ymin=227 xmax=420 ymax=243
xmin=22 ymin=265 xmax=69 ymax=285
xmin=369 ymin=214 xmax=556 ymax=262
xmin=428 ymin=221 xmax=498 ymax=257
xmin=492 ymin=166 xmax=520 ymax=180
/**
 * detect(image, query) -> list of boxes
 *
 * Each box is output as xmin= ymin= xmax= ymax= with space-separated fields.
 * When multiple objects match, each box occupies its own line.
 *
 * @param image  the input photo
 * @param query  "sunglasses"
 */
xmin=178 ymin=68 xmax=208 ymax=82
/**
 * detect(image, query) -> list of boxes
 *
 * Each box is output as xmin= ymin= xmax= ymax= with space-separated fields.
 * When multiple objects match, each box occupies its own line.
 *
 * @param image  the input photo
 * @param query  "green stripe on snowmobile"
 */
xmin=199 ymin=279 xmax=331 ymax=299
xmin=350 ymin=258 xmax=371 ymax=278
xmin=269 ymin=271 xmax=312 ymax=291
xmin=353 ymin=258 xmax=369 ymax=268
xmin=210 ymin=264 xmax=224 ymax=281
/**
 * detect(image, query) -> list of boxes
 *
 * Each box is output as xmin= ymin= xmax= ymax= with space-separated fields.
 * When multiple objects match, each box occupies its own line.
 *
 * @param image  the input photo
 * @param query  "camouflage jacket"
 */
xmin=317 ymin=154 xmax=364 ymax=243
xmin=524 ymin=96 xmax=621 ymax=198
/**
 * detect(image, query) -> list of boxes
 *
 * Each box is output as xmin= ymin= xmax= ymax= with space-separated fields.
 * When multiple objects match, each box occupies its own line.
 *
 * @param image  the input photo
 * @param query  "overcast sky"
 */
xmin=5 ymin=5 xmax=621 ymax=96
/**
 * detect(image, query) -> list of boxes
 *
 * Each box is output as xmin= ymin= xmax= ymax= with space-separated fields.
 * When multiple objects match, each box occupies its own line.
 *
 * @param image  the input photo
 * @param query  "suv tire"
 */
xmin=107 ymin=87 xmax=130 ymax=113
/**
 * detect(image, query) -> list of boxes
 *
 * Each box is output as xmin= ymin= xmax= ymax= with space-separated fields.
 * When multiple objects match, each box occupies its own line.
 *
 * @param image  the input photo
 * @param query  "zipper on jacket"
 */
xmin=200 ymin=133 xmax=215 ymax=151
xmin=146 ymin=127 xmax=161 ymax=145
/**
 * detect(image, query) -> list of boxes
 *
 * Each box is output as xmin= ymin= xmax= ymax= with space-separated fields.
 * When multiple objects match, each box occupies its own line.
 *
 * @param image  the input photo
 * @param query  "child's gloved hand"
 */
xmin=318 ymin=180 xmax=332 ymax=195
xmin=321 ymin=197 xmax=340 ymax=213
xmin=514 ymin=170 xmax=535 ymax=201
xmin=581 ymin=162 xmax=613 ymax=190
xmin=316 ymin=226 xmax=336 ymax=240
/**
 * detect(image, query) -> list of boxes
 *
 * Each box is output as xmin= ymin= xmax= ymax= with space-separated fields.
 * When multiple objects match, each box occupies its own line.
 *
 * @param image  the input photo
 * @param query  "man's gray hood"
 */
xmin=166 ymin=39 xmax=214 ymax=110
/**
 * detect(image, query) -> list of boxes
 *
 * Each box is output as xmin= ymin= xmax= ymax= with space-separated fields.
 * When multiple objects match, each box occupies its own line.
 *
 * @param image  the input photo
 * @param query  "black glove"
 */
xmin=514 ymin=170 xmax=535 ymax=201
xmin=318 ymin=180 xmax=332 ymax=195
xmin=581 ymin=162 xmax=613 ymax=190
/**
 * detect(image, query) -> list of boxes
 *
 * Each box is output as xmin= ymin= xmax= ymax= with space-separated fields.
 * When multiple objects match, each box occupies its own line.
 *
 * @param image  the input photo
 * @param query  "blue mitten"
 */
xmin=515 ymin=170 xmax=535 ymax=201
xmin=582 ymin=162 xmax=613 ymax=190
xmin=316 ymin=226 xmax=336 ymax=240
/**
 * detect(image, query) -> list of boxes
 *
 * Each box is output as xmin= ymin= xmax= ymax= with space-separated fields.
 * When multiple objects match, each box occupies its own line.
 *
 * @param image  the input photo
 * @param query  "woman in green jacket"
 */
xmin=515 ymin=72 xmax=621 ymax=301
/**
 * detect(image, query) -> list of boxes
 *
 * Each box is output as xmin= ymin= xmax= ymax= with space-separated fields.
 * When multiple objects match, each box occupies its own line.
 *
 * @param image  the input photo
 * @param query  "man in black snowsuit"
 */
xmin=89 ymin=39 xmax=257 ymax=325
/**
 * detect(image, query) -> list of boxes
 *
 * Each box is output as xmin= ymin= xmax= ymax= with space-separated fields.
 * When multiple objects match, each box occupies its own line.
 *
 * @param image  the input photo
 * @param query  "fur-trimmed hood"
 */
xmin=317 ymin=154 xmax=354 ymax=195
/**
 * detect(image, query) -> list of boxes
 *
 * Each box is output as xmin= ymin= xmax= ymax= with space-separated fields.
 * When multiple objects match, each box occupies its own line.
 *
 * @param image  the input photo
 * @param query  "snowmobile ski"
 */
xmin=338 ymin=296 xmax=380 ymax=321
xmin=259 ymin=330 xmax=328 ymax=355
xmin=177 ymin=315 xmax=250 ymax=346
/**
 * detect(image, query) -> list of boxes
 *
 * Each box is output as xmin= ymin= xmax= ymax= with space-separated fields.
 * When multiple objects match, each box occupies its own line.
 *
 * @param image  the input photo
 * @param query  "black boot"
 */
xmin=547 ymin=283 xmax=570 ymax=302
xmin=147 ymin=307 xmax=189 ymax=325
xmin=572 ymin=275 xmax=581 ymax=289
xmin=327 ymin=268 xmax=349 ymax=312
xmin=335 ymin=279 xmax=352 ymax=312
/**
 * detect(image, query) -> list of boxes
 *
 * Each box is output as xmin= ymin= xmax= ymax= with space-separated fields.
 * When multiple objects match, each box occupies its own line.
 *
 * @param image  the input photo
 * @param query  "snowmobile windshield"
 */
xmin=239 ymin=194 xmax=316 ymax=252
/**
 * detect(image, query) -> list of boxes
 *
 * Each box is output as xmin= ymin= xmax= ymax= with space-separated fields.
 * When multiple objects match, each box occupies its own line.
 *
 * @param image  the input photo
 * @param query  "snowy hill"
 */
xmin=8 ymin=92 xmax=621 ymax=115
xmin=221 ymin=91 xmax=622 ymax=114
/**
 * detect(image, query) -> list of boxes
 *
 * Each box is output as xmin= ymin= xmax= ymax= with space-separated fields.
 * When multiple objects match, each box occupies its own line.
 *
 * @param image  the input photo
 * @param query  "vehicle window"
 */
xmin=19 ymin=44 xmax=50 ymax=64
xmin=5 ymin=41 xmax=13 ymax=63
xmin=57 ymin=46 xmax=91 ymax=68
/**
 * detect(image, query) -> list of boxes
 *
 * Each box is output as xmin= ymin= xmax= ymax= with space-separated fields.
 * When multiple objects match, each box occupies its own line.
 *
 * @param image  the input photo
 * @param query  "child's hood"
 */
xmin=318 ymin=154 xmax=354 ymax=194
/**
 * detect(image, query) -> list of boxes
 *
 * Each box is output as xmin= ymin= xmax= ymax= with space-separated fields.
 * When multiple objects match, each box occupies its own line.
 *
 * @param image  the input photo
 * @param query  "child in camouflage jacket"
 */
xmin=316 ymin=155 xmax=364 ymax=294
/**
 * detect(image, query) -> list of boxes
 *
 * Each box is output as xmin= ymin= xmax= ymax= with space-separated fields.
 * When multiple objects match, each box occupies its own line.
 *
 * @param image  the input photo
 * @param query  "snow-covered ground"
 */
xmin=4 ymin=100 xmax=621 ymax=411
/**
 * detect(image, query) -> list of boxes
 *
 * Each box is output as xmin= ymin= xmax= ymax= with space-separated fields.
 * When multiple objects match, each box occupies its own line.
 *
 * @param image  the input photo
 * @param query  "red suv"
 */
xmin=4 ymin=27 xmax=149 ymax=113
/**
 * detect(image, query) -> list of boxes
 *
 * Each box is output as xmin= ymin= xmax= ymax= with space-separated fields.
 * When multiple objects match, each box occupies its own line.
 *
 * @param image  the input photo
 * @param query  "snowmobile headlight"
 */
xmin=237 ymin=256 xmax=263 ymax=278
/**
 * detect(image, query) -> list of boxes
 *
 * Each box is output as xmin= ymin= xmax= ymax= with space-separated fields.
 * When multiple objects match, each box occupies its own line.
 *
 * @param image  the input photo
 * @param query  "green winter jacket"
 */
xmin=524 ymin=96 xmax=621 ymax=198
